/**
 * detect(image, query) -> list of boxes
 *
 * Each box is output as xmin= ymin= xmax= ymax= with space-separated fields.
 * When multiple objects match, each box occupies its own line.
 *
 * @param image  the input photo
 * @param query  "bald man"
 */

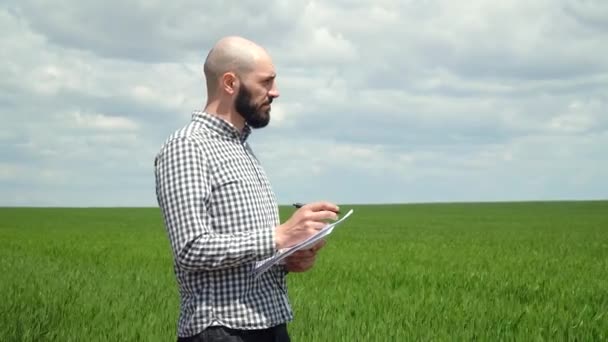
xmin=154 ymin=36 xmax=340 ymax=342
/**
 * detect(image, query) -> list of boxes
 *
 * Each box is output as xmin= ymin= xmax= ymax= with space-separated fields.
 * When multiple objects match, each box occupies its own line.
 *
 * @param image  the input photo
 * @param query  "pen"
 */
xmin=292 ymin=202 xmax=340 ymax=214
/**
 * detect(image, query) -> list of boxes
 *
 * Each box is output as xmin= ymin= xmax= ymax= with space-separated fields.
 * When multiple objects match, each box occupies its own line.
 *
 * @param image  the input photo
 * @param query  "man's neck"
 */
xmin=204 ymin=100 xmax=245 ymax=132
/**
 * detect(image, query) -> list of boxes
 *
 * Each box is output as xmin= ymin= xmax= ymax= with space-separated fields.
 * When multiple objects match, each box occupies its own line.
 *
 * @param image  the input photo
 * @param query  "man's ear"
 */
xmin=222 ymin=72 xmax=238 ymax=95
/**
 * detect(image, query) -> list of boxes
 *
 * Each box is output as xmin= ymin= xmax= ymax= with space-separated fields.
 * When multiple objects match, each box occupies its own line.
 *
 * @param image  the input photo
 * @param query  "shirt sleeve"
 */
xmin=154 ymin=137 xmax=276 ymax=272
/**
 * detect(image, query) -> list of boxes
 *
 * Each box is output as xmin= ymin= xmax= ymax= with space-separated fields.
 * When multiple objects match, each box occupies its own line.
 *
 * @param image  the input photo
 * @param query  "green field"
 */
xmin=1 ymin=201 xmax=607 ymax=341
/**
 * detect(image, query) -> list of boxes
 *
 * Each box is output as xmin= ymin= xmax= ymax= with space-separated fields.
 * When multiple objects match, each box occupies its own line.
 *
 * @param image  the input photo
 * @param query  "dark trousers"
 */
xmin=177 ymin=324 xmax=290 ymax=342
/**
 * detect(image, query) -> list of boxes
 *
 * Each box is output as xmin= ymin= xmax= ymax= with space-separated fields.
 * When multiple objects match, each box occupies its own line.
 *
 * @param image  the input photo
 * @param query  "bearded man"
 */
xmin=154 ymin=36 xmax=340 ymax=342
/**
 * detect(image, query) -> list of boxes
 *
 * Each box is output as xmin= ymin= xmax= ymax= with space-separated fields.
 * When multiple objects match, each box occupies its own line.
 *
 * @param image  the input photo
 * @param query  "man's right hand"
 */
xmin=273 ymin=201 xmax=340 ymax=250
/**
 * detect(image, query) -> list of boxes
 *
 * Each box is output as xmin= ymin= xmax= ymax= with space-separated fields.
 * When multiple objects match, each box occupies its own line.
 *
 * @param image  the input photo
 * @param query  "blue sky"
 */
xmin=1 ymin=0 xmax=607 ymax=206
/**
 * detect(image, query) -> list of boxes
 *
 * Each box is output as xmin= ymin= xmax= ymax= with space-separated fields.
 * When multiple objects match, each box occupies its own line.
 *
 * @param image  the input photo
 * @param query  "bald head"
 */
xmin=202 ymin=36 xmax=279 ymax=130
xmin=203 ymin=36 xmax=272 ymax=96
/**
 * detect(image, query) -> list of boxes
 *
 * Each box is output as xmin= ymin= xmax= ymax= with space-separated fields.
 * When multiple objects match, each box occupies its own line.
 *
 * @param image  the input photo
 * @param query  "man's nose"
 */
xmin=268 ymin=84 xmax=280 ymax=98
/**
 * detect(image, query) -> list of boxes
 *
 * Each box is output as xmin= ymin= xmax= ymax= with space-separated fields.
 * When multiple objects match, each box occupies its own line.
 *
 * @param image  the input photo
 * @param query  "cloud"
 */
xmin=68 ymin=111 xmax=139 ymax=131
xmin=1 ymin=0 xmax=607 ymax=206
xmin=5 ymin=0 xmax=307 ymax=62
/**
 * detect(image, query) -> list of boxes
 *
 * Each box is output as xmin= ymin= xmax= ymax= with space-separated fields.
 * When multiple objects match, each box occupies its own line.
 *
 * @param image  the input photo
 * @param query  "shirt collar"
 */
xmin=191 ymin=110 xmax=252 ymax=142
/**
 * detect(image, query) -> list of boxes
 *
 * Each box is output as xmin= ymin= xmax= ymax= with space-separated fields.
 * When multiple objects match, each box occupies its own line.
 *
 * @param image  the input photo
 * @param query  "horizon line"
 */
xmin=1 ymin=198 xmax=607 ymax=209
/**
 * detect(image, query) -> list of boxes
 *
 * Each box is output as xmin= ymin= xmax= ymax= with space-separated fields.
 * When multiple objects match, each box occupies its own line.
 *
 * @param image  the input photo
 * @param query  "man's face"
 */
xmin=234 ymin=81 xmax=272 ymax=129
xmin=234 ymin=59 xmax=279 ymax=129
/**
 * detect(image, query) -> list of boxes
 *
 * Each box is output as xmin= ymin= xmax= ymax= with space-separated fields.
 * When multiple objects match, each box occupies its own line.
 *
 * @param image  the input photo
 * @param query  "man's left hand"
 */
xmin=284 ymin=240 xmax=326 ymax=273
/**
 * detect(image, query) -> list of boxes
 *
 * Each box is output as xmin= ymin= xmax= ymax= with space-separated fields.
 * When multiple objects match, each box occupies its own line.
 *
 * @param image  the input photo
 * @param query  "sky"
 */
xmin=1 ymin=0 xmax=607 ymax=207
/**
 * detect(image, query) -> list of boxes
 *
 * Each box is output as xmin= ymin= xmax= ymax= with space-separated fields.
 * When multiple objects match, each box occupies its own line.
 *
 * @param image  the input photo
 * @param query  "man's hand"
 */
xmin=284 ymin=240 xmax=326 ymax=273
xmin=274 ymin=201 xmax=339 ymax=250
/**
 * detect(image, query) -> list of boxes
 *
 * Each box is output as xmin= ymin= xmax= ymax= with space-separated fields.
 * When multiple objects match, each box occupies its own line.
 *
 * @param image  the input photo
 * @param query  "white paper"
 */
xmin=253 ymin=209 xmax=354 ymax=277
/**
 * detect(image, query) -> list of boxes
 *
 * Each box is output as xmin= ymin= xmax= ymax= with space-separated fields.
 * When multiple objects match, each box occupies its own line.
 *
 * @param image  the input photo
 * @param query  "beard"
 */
xmin=234 ymin=84 xmax=271 ymax=129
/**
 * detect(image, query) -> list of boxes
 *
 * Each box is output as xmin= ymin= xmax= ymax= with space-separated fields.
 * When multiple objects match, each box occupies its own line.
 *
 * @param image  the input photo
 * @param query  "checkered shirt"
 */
xmin=154 ymin=110 xmax=292 ymax=337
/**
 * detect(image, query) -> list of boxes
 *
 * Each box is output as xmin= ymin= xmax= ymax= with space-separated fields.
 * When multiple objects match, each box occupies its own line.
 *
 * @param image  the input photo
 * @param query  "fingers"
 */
xmin=305 ymin=221 xmax=327 ymax=233
xmin=292 ymin=249 xmax=312 ymax=256
xmin=304 ymin=240 xmax=326 ymax=253
xmin=293 ymin=253 xmax=313 ymax=261
xmin=289 ymin=248 xmax=316 ymax=258
xmin=285 ymin=258 xmax=314 ymax=273
xmin=288 ymin=240 xmax=326 ymax=259
xmin=296 ymin=212 xmax=335 ymax=239
xmin=301 ymin=201 xmax=340 ymax=214
xmin=313 ymin=239 xmax=326 ymax=250
xmin=306 ymin=210 xmax=339 ymax=222
xmin=285 ymin=239 xmax=327 ymax=272
xmin=275 ymin=201 xmax=338 ymax=250
xmin=287 ymin=255 xmax=315 ymax=270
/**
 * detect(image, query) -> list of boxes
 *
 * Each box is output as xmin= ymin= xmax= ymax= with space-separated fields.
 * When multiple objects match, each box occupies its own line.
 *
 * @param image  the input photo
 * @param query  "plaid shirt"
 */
xmin=154 ymin=110 xmax=292 ymax=337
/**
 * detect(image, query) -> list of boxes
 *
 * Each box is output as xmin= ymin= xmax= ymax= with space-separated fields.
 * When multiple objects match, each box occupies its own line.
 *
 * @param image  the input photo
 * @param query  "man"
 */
xmin=154 ymin=36 xmax=340 ymax=342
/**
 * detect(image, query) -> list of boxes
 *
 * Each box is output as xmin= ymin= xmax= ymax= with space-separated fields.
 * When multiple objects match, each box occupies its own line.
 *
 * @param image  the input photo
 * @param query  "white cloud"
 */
xmin=1 ymin=0 xmax=607 ymax=206
xmin=544 ymin=99 xmax=604 ymax=134
xmin=69 ymin=111 xmax=139 ymax=131
xmin=0 ymin=163 xmax=24 ymax=181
